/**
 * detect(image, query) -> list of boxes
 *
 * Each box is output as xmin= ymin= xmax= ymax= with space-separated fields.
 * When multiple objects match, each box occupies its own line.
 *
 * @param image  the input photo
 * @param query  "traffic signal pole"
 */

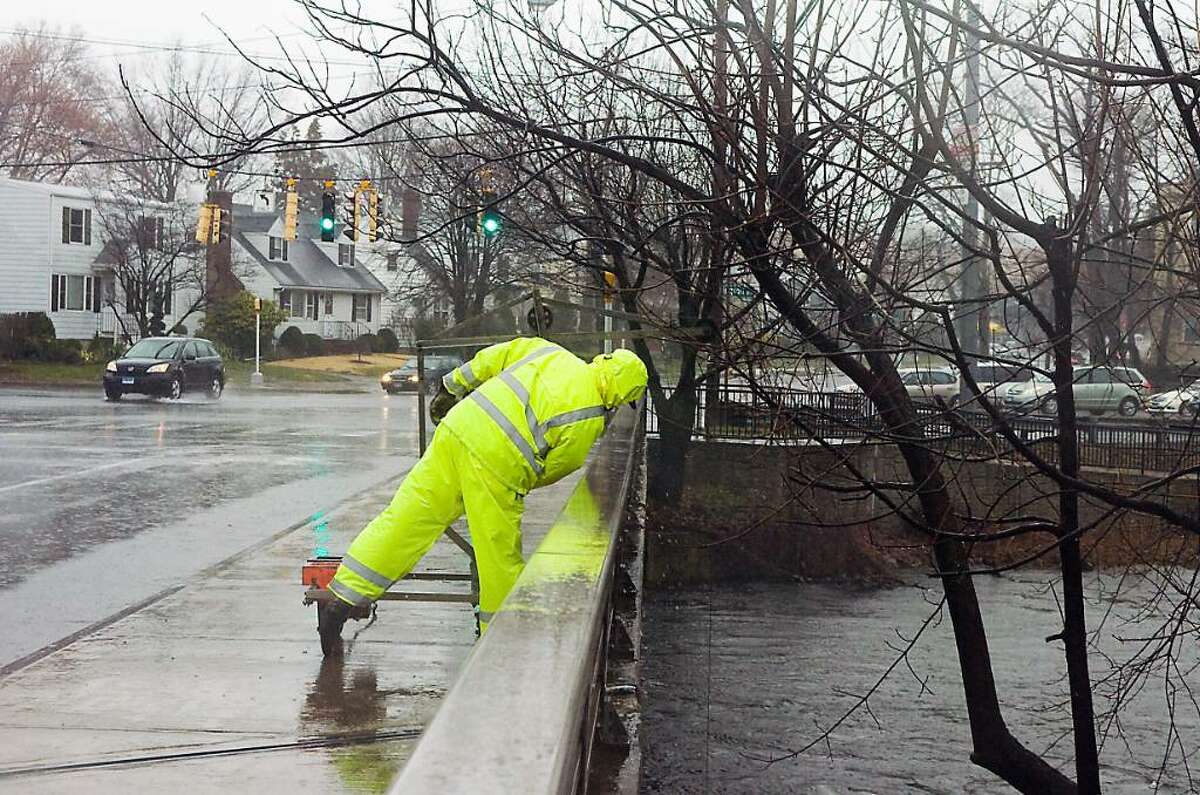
xmin=251 ymin=297 xmax=264 ymax=387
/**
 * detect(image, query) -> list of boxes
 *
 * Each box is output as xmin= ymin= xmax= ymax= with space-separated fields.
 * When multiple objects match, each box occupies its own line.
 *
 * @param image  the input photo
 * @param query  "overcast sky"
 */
xmin=15 ymin=0 xmax=307 ymax=52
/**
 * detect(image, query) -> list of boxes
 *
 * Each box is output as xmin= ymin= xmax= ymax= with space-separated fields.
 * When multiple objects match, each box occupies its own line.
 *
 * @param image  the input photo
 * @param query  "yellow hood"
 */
xmin=589 ymin=349 xmax=648 ymax=408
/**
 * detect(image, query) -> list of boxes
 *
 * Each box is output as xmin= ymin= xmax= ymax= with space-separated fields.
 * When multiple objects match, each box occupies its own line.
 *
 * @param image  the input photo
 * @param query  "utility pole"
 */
xmin=956 ymin=4 xmax=988 ymax=374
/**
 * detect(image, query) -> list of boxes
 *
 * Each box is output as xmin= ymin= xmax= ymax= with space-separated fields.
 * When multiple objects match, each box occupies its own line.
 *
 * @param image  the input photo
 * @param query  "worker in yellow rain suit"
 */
xmin=317 ymin=336 xmax=647 ymax=655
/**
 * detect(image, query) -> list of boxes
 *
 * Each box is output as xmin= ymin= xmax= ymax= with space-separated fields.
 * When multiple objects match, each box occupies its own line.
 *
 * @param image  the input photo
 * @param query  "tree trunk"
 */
xmin=646 ymin=383 xmax=696 ymax=506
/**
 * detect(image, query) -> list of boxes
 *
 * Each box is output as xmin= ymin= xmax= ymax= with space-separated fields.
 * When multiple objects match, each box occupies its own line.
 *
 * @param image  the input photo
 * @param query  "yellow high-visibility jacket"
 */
xmin=440 ymin=337 xmax=646 ymax=494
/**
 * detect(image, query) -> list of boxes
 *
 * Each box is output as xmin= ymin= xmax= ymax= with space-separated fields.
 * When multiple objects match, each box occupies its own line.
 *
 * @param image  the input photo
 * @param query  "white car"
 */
xmin=898 ymin=367 xmax=960 ymax=406
xmin=1145 ymin=382 xmax=1200 ymax=417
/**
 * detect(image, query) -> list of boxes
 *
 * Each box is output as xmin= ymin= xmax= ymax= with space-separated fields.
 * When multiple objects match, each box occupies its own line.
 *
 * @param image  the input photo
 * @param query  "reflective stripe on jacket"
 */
xmin=441 ymin=337 xmax=610 ymax=493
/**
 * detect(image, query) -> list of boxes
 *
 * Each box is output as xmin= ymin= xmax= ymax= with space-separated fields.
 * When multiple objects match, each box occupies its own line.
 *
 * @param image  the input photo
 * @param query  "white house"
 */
xmin=231 ymin=207 xmax=387 ymax=340
xmin=0 ymin=178 xmax=198 ymax=342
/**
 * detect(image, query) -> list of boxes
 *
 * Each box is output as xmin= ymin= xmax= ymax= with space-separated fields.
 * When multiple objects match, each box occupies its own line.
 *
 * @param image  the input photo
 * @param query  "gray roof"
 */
xmin=233 ymin=209 xmax=386 ymax=294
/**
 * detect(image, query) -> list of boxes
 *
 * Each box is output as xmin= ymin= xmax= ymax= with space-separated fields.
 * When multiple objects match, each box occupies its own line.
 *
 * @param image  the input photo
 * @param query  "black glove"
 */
xmin=429 ymin=386 xmax=458 ymax=424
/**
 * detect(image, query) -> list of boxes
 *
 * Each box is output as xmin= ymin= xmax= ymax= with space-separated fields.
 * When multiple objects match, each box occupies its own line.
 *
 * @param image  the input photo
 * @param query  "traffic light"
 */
xmin=480 ymin=209 xmax=502 ymax=238
xmin=364 ymin=188 xmax=379 ymax=241
xmin=477 ymin=167 xmax=501 ymax=239
xmin=195 ymin=203 xmax=213 ymax=244
xmin=213 ymin=207 xmax=230 ymax=244
xmin=283 ymin=179 xmax=299 ymax=240
xmin=342 ymin=187 xmax=359 ymax=242
xmin=320 ymin=188 xmax=336 ymax=242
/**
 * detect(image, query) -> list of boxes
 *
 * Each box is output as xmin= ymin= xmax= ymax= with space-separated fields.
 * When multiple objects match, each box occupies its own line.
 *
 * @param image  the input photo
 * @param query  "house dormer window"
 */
xmin=269 ymin=236 xmax=289 ymax=261
xmin=338 ymin=243 xmax=355 ymax=267
xmin=61 ymin=207 xmax=92 ymax=245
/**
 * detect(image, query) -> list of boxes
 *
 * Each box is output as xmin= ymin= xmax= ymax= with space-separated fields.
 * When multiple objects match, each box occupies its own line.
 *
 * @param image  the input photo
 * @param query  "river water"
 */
xmin=640 ymin=571 xmax=1200 ymax=793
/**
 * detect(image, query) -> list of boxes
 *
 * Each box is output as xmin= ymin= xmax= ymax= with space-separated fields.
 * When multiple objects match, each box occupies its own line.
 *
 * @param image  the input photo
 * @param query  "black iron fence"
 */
xmin=646 ymin=384 xmax=1200 ymax=475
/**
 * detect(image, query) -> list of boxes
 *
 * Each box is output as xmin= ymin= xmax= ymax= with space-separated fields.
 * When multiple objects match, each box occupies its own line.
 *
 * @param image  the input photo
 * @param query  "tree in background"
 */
xmin=273 ymin=119 xmax=336 ymax=212
xmin=105 ymin=51 xmax=263 ymax=202
xmin=93 ymin=199 xmax=208 ymax=343
xmin=0 ymin=26 xmax=104 ymax=181
xmin=201 ymin=291 xmax=285 ymax=359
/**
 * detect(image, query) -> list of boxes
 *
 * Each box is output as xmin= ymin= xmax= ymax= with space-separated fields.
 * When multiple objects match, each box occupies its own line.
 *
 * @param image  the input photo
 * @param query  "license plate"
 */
xmin=121 ymin=377 xmax=135 ymax=385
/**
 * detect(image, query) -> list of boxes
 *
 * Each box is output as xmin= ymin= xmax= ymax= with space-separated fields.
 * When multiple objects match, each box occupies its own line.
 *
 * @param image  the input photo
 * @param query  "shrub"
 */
xmin=201 ymin=292 xmax=286 ymax=358
xmin=278 ymin=325 xmax=305 ymax=356
xmin=0 ymin=312 xmax=57 ymax=360
xmin=37 ymin=339 xmax=82 ymax=364
xmin=376 ymin=327 xmax=399 ymax=353
xmin=302 ymin=333 xmax=326 ymax=356
xmin=356 ymin=333 xmax=377 ymax=354
xmin=83 ymin=334 xmax=124 ymax=364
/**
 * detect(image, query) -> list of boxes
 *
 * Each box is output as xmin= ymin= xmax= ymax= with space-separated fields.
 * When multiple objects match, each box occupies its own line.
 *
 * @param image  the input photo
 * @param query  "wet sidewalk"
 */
xmin=0 ymin=467 xmax=581 ymax=793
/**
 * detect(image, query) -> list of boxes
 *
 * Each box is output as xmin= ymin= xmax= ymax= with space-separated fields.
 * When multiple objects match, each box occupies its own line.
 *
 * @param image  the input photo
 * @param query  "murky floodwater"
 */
xmin=641 ymin=572 xmax=1200 ymax=793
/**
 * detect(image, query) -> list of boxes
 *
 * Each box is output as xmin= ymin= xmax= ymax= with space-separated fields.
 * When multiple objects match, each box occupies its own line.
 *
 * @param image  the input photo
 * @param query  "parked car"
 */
xmin=1145 ymin=381 xmax=1200 ymax=417
xmin=380 ymin=354 xmax=464 ymax=394
xmin=898 ymin=366 xmax=960 ymax=406
xmin=965 ymin=362 xmax=1035 ymax=397
xmin=103 ymin=337 xmax=225 ymax=401
xmin=1001 ymin=365 xmax=1150 ymax=417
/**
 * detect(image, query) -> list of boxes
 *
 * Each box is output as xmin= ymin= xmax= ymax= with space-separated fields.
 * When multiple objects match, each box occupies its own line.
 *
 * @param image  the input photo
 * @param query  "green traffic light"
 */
xmin=481 ymin=214 xmax=502 ymax=236
xmin=321 ymin=217 xmax=335 ymax=231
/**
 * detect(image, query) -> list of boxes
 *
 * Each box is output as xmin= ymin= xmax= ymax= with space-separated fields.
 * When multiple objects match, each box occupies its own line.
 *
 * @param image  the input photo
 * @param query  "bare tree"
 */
xmin=0 ymin=26 xmax=105 ymax=181
xmin=94 ymin=198 xmax=207 ymax=342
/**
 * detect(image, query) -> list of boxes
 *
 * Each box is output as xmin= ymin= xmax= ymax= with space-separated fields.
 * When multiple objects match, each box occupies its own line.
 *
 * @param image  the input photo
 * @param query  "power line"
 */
xmin=0 ymin=27 xmax=378 ymax=68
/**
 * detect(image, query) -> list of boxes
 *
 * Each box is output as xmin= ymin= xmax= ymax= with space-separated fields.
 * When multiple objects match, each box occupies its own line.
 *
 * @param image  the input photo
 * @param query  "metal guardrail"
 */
xmin=390 ymin=403 xmax=643 ymax=794
xmin=647 ymin=384 xmax=1200 ymax=475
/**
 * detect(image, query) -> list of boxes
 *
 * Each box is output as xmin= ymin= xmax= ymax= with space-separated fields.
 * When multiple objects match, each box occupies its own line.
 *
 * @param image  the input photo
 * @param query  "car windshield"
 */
xmin=125 ymin=339 xmax=183 ymax=359
xmin=1032 ymin=372 xmax=1053 ymax=383
xmin=395 ymin=360 xmax=418 ymax=373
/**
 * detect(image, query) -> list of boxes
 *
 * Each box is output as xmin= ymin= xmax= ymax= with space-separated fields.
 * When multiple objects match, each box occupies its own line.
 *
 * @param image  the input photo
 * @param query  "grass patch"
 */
xmin=0 ymin=360 xmax=106 ymax=385
xmin=268 ymin=353 xmax=409 ymax=379
xmin=225 ymin=360 xmax=348 ymax=385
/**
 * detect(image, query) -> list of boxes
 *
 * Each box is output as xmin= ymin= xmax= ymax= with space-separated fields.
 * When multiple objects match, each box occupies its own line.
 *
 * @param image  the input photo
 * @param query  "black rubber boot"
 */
xmin=317 ymin=598 xmax=351 ymax=657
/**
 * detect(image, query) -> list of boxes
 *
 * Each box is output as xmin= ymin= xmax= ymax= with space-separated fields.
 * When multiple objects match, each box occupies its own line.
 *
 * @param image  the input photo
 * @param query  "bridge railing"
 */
xmin=647 ymin=384 xmax=1200 ymax=475
xmin=389 ymin=403 xmax=644 ymax=793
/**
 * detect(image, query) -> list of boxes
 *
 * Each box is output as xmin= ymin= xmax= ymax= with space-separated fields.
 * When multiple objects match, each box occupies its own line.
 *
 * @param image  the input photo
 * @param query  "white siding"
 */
xmin=0 ymin=182 xmax=53 ymax=317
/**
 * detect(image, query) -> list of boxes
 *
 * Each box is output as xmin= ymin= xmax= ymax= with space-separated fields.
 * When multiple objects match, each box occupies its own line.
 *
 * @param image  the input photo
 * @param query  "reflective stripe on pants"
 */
xmin=330 ymin=425 xmax=525 ymax=634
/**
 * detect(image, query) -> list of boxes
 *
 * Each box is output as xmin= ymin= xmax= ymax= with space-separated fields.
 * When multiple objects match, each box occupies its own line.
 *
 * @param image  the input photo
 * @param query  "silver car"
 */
xmin=1145 ymin=381 xmax=1200 ymax=417
xmin=1002 ymin=365 xmax=1150 ymax=417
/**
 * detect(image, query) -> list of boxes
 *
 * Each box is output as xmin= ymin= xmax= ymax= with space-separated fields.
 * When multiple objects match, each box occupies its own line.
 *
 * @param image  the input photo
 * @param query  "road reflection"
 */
xmin=301 ymin=657 xmax=400 ymax=793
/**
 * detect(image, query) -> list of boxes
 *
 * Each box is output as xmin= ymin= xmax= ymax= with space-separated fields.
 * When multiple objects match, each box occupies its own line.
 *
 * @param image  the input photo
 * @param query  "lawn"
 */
xmin=0 ymin=360 xmax=106 ymax=386
xmin=0 ymin=359 xmax=349 ymax=388
xmin=267 ymin=352 xmax=410 ymax=379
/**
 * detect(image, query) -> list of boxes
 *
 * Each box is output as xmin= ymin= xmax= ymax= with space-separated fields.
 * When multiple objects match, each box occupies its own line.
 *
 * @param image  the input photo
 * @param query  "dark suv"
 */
xmin=380 ymin=355 xmax=463 ymax=394
xmin=103 ymin=337 xmax=225 ymax=401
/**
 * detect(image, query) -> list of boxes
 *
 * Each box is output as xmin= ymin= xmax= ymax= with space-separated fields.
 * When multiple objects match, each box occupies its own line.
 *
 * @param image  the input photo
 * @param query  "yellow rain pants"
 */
xmin=329 ymin=424 xmax=524 ymax=633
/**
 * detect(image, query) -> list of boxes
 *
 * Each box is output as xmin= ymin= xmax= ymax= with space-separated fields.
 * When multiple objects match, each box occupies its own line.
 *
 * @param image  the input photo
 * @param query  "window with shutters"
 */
xmin=269 ymin=236 xmax=288 ymax=261
xmin=323 ymin=292 xmax=334 ymax=316
xmin=50 ymin=274 xmax=95 ymax=312
xmin=61 ymin=207 xmax=92 ymax=245
xmin=304 ymin=291 xmax=319 ymax=321
xmin=278 ymin=289 xmax=291 ymax=314
xmin=339 ymin=243 xmax=355 ymax=267
xmin=386 ymin=251 xmax=399 ymax=271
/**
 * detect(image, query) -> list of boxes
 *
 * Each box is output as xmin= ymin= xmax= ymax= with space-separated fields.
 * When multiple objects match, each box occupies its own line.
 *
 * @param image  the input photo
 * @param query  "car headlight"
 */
xmin=381 ymin=373 xmax=392 ymax=382
xmin=408 ymin=375 xmax=419 ymax=383
xmin=146 ymin=363 xmax=171 ymax=374
xmin=105 ymin=361 xmax=117 ymax=372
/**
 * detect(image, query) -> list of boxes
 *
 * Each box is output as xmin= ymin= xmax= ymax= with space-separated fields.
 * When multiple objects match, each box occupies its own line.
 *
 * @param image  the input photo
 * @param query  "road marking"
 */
xmin=0 ymin=457 xmax=173 ymax=495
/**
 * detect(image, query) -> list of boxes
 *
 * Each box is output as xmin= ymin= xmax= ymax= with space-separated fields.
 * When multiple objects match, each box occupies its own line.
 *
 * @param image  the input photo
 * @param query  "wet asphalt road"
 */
xmin=0 ymin=384 xmax=423 ymax=670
